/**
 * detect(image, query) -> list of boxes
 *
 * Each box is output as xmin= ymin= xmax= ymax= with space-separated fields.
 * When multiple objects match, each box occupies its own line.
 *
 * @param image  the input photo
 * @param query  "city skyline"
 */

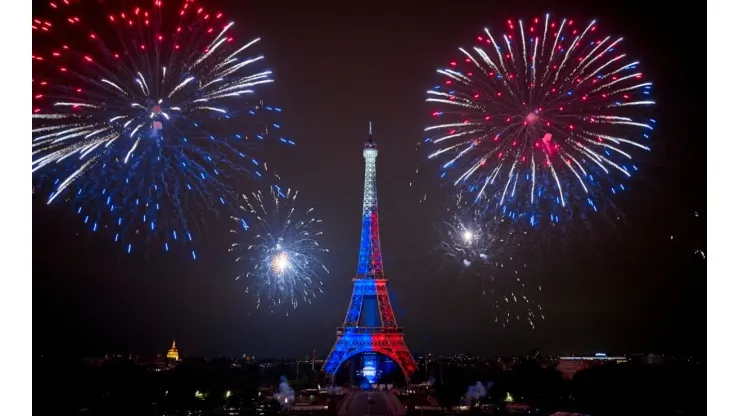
xmin=33 ymin=0 xmax=705 ymax=359
xmin=69 ymin=341 xmax=683 ymax=362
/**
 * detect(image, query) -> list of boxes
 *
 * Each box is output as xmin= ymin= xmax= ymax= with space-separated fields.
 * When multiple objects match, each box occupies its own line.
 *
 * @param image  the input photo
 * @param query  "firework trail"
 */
xmin=32 ymin=0 xmax=293 ymax=257
xmin=424 ymin=15 xmax=656 ymax=226
xmin=229 ymin=186 xmax=329 ymax=315
xmin=437 ymin=193 xmax=544 ymax=328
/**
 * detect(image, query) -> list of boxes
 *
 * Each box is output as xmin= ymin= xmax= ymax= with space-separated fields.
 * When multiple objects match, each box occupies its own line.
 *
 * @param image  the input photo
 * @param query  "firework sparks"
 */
xmin=425 ymin=15 xmax=656 ymax=226
xmin=670 ymin=210 xmax=707 ymax=261
xmin=32 ymin=0 xmax=294 ymax=255
xmin=438 ymin=194 xmax=544 ymax=328
xmin=230 ymin=187 xmax=329 ymax=314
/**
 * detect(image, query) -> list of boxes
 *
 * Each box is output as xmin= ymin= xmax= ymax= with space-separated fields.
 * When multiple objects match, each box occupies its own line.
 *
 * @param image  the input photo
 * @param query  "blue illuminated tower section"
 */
xmin=323 ymin=123 xmax=418 ymax=382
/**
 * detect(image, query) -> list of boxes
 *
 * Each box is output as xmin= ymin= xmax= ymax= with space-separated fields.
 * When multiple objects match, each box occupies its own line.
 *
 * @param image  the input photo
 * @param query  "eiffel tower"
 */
xmin=322 ymin=123 xmax=418 ymax=381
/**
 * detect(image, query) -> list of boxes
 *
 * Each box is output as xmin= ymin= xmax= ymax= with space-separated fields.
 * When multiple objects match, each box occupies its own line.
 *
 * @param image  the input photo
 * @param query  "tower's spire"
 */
xmin=366 ymin=121 xmax=375 ymax=146
xmin=358 ymin=125 xmax=382 ymax=279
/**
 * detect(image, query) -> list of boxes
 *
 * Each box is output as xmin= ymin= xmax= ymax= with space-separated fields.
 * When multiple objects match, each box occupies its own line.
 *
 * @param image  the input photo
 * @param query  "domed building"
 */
xmin=166 ymin=339 xmax=179 ymax=361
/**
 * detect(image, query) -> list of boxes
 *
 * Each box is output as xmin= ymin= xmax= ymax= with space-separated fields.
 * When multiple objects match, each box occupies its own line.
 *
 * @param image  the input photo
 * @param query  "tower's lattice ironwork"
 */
xmin=322 ymin=123 xmax=418 ymax=380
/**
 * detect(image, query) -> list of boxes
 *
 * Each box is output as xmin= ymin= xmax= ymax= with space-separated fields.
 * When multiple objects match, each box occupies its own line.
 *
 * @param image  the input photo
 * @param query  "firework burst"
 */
xmin=438 ymin=194 xmax=544 ymax=328
xmin=230 ymin=187 xmax=329 ymax=314
xmin=32 ymin=0 xmax=292 ymax=256
xmin=425 ymin=15 xmax=656 ymax=226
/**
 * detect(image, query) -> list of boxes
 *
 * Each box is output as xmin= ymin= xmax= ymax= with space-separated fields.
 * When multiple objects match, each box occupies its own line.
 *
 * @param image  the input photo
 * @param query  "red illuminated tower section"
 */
xmin=322 ymin=123 xmax=418 ymax=380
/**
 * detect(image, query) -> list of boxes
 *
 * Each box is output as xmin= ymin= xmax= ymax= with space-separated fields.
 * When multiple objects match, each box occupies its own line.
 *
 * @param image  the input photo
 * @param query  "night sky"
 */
xmin=34 ymin=0 xmax=706 ymax=359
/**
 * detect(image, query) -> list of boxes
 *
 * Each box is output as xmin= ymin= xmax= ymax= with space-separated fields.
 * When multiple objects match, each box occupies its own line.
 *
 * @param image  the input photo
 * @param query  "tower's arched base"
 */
xmin=331 ymin=352 xmax=406 ymax=388
xmin=322 ymin=328 xmax=417 ymax=382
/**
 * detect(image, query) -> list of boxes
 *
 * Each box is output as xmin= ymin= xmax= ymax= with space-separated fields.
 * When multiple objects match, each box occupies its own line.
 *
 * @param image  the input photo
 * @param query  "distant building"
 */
xmin=646 ymin=353 xmax=665 ymax=365
xmin=82 ymin=357 xmax=108 ymax=367
xmin=556 ymin=353 xmax=627 ymax=379
xmin=166 ymin=339 xmax=179 ymax=361
xmin=152 ymin=341 xmax=179 ymax=372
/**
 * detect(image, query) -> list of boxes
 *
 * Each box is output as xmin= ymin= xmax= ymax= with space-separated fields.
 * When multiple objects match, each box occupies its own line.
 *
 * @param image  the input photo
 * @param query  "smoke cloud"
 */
xmin=274 ymin=376 xmax=295 ymax=406
xmin=464 ymin=381 xmax=493 ymax=405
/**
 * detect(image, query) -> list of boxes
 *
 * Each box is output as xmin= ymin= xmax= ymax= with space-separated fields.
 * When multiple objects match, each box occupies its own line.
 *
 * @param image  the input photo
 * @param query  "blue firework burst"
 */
xmin=32 ymin=0 xmax=294 ymax=256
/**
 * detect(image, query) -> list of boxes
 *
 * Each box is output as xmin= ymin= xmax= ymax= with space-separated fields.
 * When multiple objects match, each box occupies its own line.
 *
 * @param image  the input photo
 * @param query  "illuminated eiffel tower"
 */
xmin=322 ymin=123 xmax=418 ymax=381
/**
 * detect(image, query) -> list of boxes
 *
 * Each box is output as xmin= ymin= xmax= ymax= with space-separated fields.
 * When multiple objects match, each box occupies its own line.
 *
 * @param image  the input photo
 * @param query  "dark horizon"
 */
xmin=33 ymin=0 xmax=705 ymax=360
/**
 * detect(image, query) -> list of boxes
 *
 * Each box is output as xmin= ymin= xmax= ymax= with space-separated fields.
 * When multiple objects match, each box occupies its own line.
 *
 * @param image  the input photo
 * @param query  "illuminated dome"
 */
xmin=166 ymin=339 xmax=179 ymax=361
